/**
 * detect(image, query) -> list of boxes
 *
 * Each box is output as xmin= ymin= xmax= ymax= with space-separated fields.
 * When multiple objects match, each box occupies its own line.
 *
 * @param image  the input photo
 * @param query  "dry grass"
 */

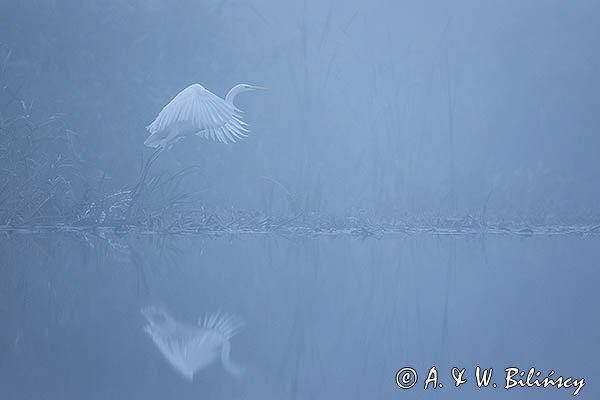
xmin=0 ymin=46 xmax=84 ymax=225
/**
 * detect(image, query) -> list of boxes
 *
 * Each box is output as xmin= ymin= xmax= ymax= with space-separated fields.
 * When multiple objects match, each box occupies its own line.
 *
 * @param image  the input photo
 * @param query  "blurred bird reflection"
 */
xmin=141 ymin=305 xmax=244 ymax=381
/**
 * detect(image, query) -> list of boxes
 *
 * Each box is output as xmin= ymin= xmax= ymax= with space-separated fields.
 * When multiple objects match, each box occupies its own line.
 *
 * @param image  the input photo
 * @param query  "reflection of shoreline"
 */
xmin=142 ymin=305 xmax=244 ymax=381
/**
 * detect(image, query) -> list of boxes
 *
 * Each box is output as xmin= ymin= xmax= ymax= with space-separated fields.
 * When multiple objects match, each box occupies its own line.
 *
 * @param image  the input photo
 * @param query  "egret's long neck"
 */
xmin=225 ymin=84 xmax=246 ymax=105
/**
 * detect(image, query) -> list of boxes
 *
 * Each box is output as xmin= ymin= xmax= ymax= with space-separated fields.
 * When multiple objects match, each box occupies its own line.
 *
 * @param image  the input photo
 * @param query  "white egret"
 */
xmin=144 ymin=83 xmax=266 ymax=149
xmin=142 ymin=305 xmax=244 ymax=380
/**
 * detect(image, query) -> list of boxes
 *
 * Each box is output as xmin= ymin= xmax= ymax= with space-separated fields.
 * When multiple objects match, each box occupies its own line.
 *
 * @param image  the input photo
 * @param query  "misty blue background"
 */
xmin=1 ymin=0 xmax=599 ymax=218
xmin=1 ymin=1 xmax=599 ymax=399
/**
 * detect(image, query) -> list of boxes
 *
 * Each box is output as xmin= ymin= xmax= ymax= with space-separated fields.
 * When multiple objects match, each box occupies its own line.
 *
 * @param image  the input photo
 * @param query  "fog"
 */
xmin=1 ymin=2 xmax=599 ymax=399
xmin=2 ymin=0 xmax=598 ymax=222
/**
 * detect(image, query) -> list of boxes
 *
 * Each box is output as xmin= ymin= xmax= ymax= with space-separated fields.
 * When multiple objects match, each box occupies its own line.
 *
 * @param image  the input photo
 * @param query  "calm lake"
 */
xmin=0 ymin=233 xmax=597 ymax=399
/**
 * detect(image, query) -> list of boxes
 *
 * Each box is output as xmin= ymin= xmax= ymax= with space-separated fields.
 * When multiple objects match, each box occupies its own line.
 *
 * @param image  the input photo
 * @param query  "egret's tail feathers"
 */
xmin=144 ymin=133 xmax=161 ymax=148
xmin=199 ymin=312 xmax=244 ymax=340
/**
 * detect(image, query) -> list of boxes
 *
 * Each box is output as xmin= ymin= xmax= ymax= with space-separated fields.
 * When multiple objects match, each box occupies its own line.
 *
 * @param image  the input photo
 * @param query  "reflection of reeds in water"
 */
xmin=141 ymin=305 xmax=243 ymax=381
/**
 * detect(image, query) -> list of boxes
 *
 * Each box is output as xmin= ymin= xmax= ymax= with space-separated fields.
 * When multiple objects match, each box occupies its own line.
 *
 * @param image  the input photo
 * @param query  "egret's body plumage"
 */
xmin=144 ymin=83 xmax=264 ymax=149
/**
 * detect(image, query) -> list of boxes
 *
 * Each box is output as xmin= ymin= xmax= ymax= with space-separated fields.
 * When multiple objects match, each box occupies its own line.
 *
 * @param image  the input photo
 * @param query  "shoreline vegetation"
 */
xmin=2 ymin=49 xmax=599 ymax=238
xmin=1 ymin=216 xmax=599 ymax=237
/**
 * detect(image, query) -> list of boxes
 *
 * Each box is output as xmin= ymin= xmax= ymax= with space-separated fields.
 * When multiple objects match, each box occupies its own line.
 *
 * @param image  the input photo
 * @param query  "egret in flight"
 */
xmin=144 ymin=83 xmax=266 ymax=149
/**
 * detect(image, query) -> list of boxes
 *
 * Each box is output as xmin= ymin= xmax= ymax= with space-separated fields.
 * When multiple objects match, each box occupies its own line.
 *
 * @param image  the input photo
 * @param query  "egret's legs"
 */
xmin=132 ymin=147 xmax=163 ymax=198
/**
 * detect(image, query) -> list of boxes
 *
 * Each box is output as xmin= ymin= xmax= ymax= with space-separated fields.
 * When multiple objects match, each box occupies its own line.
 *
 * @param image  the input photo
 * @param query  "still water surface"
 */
xmin=0 ymin=233 xmax=597 ymax=399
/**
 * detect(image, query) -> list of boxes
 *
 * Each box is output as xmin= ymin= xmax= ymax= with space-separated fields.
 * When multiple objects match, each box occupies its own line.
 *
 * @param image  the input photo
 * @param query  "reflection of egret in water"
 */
xmin=141 ymin=305 xmax=244 ymax=381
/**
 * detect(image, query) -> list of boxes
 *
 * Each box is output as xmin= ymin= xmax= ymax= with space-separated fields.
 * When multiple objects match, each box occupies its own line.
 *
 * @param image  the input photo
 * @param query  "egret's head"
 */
xmin=226 ymin=83 xmax=267 ymax=104
xmin=241 ymin=84 xmax=267 ymax=92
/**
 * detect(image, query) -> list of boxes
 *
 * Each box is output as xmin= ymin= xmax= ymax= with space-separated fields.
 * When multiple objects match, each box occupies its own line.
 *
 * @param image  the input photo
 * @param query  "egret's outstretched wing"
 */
xmin=146 ymin=84 xmax=249 ymax=145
